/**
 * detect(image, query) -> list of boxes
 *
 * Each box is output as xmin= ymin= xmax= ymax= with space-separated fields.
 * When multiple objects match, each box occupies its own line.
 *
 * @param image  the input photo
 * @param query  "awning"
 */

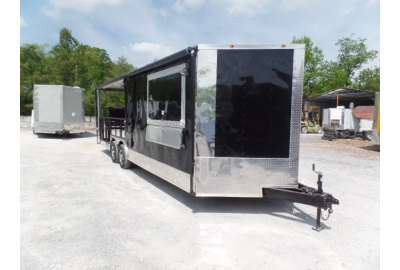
xmin=95 ymin=47 xmax=195 ymax=91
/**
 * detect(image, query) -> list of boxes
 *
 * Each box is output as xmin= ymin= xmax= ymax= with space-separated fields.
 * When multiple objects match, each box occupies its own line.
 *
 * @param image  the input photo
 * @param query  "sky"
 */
xmin=20 ymin=0 xmax=380 ymax=69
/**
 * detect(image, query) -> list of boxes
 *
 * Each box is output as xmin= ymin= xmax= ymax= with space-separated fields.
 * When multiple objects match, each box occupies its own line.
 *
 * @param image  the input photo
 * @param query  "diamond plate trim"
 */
xmin=194 ymin=157 xmax=298 ymax=197
xmin=193 ymin=47 xmax=305 ymax=197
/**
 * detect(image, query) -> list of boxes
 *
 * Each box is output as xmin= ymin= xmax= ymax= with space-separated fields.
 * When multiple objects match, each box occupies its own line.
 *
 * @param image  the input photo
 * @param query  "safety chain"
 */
xmin=321 ymin=208 xmax=333 ymax=221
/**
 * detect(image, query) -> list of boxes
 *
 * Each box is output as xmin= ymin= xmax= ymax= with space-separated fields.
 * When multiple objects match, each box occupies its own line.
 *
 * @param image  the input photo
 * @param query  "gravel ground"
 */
xmin=20 ymin=129 xmax=380 ymax=270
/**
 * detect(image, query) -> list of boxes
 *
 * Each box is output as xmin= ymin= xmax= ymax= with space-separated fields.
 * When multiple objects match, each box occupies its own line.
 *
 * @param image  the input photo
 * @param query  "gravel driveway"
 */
xmin=20 ymin=128 xmax=380 ymax=270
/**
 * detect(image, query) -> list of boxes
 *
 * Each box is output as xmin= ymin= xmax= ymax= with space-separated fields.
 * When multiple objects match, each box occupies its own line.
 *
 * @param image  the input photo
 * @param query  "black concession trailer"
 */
xmin=95 ymin=44 xmax=339 ymax=231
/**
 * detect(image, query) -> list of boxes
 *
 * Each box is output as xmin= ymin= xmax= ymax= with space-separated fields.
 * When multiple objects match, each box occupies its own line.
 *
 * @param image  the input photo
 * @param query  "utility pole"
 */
xmin=75 ymin=63 xmax=78 ymax=85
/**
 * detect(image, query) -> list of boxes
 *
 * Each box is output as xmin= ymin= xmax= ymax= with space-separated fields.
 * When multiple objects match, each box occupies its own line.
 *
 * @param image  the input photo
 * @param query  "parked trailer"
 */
xmin=321 ymin=105 xmax=374 ymax=141
xmin=95 ymin=44 xmax=339 ymax=230
xmin=32 ymin=84 xmax=85 ymax=135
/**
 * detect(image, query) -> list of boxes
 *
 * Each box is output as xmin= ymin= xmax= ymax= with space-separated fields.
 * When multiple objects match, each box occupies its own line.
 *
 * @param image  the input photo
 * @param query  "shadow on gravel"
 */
xmin=359 ymin=144 xmax=380 ymax=152
xmin=36 ymin=131 xmax=96 ymax=140
xmin=123 ymin=164 xmax=331 ymax=230
xmin=98 ymin=145 xmax=331 ymax=229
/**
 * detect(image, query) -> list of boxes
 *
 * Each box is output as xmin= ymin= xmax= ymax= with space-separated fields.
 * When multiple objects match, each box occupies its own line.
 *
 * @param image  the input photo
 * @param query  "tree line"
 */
xmin=291 ymin=34 xmax=379 ymax=98
xmin=20 ymin=28 xmax=379 ymax=115
xmin=20 ymin=28 xmax=135 ymax=115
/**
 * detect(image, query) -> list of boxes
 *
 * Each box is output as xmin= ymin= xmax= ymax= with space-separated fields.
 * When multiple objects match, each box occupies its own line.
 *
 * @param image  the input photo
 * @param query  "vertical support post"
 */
xmin=312 ymin=164 xmax=324 ymax=232
xmin=336 ymin=95 xmax=339 ymax=107
xmin=95 ymin=89 xmax=98 ymax=143
xmin=98 ymin=89 xmax=103 ymax=141
xmin=120 ymin=119 xmax=122 ymax=138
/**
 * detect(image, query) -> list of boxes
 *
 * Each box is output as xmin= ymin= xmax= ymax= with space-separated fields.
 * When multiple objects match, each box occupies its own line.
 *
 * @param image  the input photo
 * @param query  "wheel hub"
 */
xmin=119 ymin=150 xmax=124 ymax=163
xmin=111 ymin=147 xmax=116 ymax=159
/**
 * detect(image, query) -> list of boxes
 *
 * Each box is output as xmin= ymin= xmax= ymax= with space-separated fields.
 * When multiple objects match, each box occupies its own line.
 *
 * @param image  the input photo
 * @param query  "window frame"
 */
xmin=147 ymin=63 xmax=187 ymax=128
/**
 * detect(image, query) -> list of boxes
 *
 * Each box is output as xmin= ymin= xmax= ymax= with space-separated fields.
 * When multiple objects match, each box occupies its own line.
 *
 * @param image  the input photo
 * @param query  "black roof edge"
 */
xmin=95 ymin=46 xmax=198 ymax=90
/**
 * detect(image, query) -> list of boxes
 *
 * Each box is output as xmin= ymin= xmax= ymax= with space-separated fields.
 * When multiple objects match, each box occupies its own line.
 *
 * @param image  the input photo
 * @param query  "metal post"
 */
xmin=120 ymin=119 xmax=122 ymax=138
xmin=97 ymin=89 xmax=103 ymax=141
xmin=312 ymin=164 xmax=324 ymax=232
xmin=315 ymin=208 xmax=322 ymax=230
xmin=95 ymin=89 xmax=99 ymax=143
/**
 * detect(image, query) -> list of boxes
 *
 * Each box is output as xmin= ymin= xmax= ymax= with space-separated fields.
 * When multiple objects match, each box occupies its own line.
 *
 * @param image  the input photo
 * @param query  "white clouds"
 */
xmin=44 ymin=0 xmax=122 ymax=17
xmin=280 ymin=0 xmax=319 ymax=13
xmin=127 ymin=42 xmax=177 ymax=67
xmin=20 ymin=0 xmax=379 ymax=71
xmin=366 ymin=0 xmax=380 ymax=7
xmin=20 ymin=16 xmax=27 ymax=27
xmin=43 ymin=7 xmax=60 ymax=18
xmin=222 ymin=0 xmax=272 ymax=17
xmin=219 ymin=0 xmax=314 ymax=17
xmin=154 ymin=8 xmax=169 ymax=18
xmin=173 ymin=0 xmax=205 ymax=13
xmin=337 ymin=7 xmax=355 ymax=17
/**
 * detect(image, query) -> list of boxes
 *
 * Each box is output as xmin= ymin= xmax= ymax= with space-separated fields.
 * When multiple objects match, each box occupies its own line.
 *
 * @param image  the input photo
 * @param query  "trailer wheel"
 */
xmin=301 ymin=126 xmax=308 ymax=134
xmin=118 ymin=144 xmax=132 ymax=169
xmin=110 ymin=141 xmax=118 ymax=163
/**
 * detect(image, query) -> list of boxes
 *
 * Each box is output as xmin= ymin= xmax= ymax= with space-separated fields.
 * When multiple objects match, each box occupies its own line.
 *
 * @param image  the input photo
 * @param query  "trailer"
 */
xmin=95 ymin=44 xmax=339 ymax=230
xmin=32 ymin=84 xmax=85 ymax=135
xmin=321 ymin=105 xmax=374 ymax=141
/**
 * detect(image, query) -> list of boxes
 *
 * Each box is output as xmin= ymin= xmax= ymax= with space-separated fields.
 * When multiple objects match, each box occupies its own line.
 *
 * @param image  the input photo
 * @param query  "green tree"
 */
xmin=20 ymin=43 xmax=54 ymax=90
xmin=50 ymin=28 xmax=80 ymax=86
xmin=316 ymin=61 xmax=348 ymax=92
xmin=20 ymin=89 xmax=33 ymax=115
xmin=335 ymin=34 xmax=378 ymax=87
xmin=354 ymin=66 xmax=380 ymax=92
xmin=75 ymin=45 xmax=114 ymax=115
xmin=292 ymin=36 xmax=324 ymax=98
xmin=20 ymin=27 xmax=136 ymax=116
xmin=20 ymin=43 xmax=56 ymax=114
xmin=112 ymin=56 xmax=135 ymax=77
xmin=96 ymin=56 xmax=137 ymax=114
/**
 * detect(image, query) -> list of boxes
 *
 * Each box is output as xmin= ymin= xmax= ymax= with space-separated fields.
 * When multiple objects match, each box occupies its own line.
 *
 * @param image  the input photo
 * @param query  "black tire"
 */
xmin=363 ymin=131 xmax=372 ymax=141
xmin=110 ymin=141 xmax=119 ymax=163
xmin=322 ymin=135 xmax=335 ymax=141
xmin=334 ymin=130 xmax=339 ymax=138
xmin=301 ymin=126 xmax=308 ymax=134
xmin=118 ymin=144 xmax=132 ymax=169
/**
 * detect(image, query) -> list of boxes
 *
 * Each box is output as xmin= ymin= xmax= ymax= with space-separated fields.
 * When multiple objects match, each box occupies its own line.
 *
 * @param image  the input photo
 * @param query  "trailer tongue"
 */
xmin=263 ymin=164 xmax=339 ymax=231
xmin=95 ymin=44 xmax=339 ymax=231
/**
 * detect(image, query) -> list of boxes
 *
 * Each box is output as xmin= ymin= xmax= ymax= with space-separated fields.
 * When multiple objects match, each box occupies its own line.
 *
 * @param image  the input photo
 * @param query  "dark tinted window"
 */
xmin=148 ymin=73 xmax=181 ymax=121
xmin=215 ymin=49 xmax=294 ymax=158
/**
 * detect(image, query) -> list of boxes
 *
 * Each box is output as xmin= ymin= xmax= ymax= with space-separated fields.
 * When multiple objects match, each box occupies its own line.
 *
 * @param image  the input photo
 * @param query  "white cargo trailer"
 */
xmin=32 ymin=84 xmax=85 ymax=135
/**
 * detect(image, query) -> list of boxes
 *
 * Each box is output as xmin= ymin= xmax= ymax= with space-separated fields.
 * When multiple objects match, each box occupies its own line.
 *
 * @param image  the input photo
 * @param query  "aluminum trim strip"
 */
xmin=198 ymin=44 xmax=306 ymax=50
